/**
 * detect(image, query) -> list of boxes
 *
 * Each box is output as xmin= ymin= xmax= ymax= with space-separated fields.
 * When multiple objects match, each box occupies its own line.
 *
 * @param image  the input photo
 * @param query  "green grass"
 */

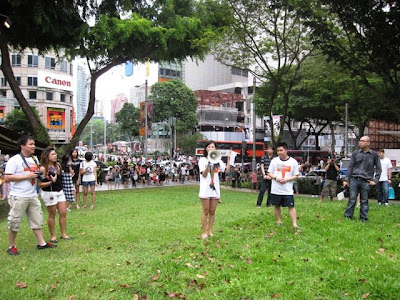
xmin=0 ymin=187 xmax=399 ymax=299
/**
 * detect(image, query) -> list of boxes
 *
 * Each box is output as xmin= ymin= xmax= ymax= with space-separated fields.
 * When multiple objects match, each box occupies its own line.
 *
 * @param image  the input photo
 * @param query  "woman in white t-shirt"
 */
xmin=79 ymin=152 xmax=97 ymax=209
xmin=198 ymin=141 xmax=231 ymax=239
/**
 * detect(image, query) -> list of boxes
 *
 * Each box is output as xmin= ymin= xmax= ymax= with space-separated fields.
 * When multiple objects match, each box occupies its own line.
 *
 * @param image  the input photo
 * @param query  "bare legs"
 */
xmin=274 ymin=206 xmax=298 ymax=227
xmin=75 ymin=183 xmax=80 ymax=209
xmin=201 ymin=198 xmax=219 ymax=238
xmin=46 ymin=201 xmax=69 ymax=240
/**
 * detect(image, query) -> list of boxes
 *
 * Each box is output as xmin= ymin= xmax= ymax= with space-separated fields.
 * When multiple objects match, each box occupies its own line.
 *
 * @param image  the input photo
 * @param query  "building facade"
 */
xmin=0 ymin=49 xmax=74 ymax=143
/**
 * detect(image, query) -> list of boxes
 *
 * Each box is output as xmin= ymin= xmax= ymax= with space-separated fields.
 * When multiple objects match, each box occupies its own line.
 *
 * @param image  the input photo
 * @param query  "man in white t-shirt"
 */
xmin=267 ymin=142 xmax=300 ymax=229
xmin=4 ymin=136 xmax=57 ymax=255
xmin=377 ymin=149 xmax=392 ymax=206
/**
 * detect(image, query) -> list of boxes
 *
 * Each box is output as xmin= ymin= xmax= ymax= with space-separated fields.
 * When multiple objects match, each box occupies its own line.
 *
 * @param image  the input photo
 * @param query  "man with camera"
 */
xmin=4 ymin=136 xmax=57 ymax=255
xmin=319 ymin=157 xmax=340 ymax=202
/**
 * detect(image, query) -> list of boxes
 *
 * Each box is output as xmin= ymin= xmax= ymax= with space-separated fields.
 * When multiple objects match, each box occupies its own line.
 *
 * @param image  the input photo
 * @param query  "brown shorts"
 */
xmin=8 ymin=195 xmax=44 ymax=231
xmin=321 ymin=179 xmax=337 ymax=198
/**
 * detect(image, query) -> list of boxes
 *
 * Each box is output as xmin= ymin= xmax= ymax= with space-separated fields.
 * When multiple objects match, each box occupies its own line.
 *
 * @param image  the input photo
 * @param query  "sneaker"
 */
xmin=7 ymin=246 xmax=19 ymax=256
xmin=378 ymin=202 xmax=382 ymax=206
xmin=384 ymin=203 xmax=389 ymax=206
xmin=37 ymin=242 xmax=58 ymax=250
xmin=256 ymin=205 xmax=261 ymax=208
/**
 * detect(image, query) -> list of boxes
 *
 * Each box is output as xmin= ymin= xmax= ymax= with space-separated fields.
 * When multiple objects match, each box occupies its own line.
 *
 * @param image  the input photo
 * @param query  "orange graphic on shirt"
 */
xmin=24 ymin=162 xmax=39 ymax=186
xmin=276 ymin=165 xmax=291 ymax=179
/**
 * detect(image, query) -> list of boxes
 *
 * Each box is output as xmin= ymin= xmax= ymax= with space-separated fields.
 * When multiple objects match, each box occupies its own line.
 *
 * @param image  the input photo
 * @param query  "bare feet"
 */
xmin=90 ymin=205 xmax=94 ymax=210
xmin=76 ymin=205 xmax=80 ymax=210
xmin=201 ymin=233 xmax=208 ymax=239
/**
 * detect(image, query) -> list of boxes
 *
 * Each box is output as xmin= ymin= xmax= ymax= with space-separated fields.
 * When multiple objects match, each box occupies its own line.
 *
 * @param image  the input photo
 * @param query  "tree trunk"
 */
xmin=0 ymin=38 xmax=50 ymax=143
xmin=329 ymin=121 xmax=336 ymax=154
xmin=60 ymin=61 xmax=122 ymax=154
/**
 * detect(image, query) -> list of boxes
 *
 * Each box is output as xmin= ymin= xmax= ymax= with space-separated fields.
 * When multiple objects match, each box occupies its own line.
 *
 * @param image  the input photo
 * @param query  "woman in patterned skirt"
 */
xmin=61 ymin=154 xmax=75 ymax=211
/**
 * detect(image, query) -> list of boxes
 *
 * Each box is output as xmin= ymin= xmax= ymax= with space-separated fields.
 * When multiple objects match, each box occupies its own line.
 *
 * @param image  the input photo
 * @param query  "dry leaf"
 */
xmin=152 ymin=274 xmax=159 ymax=281
xmin=133 ymin=294 xmax=139 ymax=300
xmin=358 ymin=278 xmax=367 ymax=283
xmin=120 ymin=284 xmax=130 ymax=288
xmin=362 ymin=292 xmax=370 ymax=298
xmin=51 ymin=283 xmax=57 ymax=291
xmin=126 ymin=260 xmax=131 ymax=265
xmin=370 ymin=256 xmax=375 ymax=260
xmin=107 ymin=246 xmax=112 ymax=250
xmin=196 ymin=274 xmax=205 ymax=279
xmin=109 ymin=288 xmax=115 ymax=292
xmin=377 ymin=237 xmax=383 ymax=243
xmin=378 ymin=248 xmax=385 ymax=253
xmin=16 ymin=282 xmax=27 ymax=289
xmin=186 ymin=263 xmax=192 ymax=268
xmin=339 ymin=257 xmax=345 ymax=261
xmin=246 ymin=259 xmax=253 ymax=265
xmin=271 ymin=293 xmax=281 ymax=298
xmin=68 ymin=296 xmax=74 ymax=300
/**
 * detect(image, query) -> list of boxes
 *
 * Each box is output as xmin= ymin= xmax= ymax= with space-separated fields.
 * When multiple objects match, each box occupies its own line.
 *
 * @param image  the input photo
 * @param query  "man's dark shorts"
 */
xmin=270 ymin=194 xmax=295 ymax=207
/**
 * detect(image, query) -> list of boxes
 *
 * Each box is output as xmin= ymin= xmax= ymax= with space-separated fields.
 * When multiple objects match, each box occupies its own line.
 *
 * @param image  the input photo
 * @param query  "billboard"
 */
xmin=0 ymin=106 xmax=5 ymax=125
xmin=38 ymin=71 xmax=73 ymax=92
xmin=47 ymin=107 xmax=65 ymax=130
xmin=139 ymin=101 xmax=153 ymax=137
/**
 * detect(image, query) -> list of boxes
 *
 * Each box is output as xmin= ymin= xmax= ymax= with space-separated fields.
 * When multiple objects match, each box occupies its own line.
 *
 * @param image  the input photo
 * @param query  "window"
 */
xmin=60 ymin=60 xmax=68 ymax=72
xmin=46 ymin=92 xmax=53 ymax=100
xmin=29 ymin=91 xmax=37 ymax=99
xmin=60 ymin=94 xmax=66 ymax=102
xmin=28 ymin=54 xmax=39 ymax=67
xmin=11 ymin=54 xmax=21 ymax=66
xmin=45 ymin=57 xmax=56 ymax=69
xmin=15 ymin=76 xmax=21 ymax=85
xmin=70 ymin=63 xmax=73 ymax=75
xmin=231 ymin=66 xmax=242 ymax=76
xmin=27 ymin=76 xmax=38 ymax=86
xmin=1 ymin=77 xmax=7 ymax=87
xmin=0 ymin=91 xmax=6 ymax=97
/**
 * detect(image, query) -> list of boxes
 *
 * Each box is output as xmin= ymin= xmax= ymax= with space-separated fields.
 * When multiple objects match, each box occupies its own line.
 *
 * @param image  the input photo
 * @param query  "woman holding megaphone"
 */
xmin=198 ymin=141 xmax=231 ymax=239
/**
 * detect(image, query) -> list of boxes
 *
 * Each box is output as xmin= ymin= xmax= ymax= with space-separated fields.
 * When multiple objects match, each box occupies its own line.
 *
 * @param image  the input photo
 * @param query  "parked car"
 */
xmin=304 ymin=169 xmax=327 ymax=180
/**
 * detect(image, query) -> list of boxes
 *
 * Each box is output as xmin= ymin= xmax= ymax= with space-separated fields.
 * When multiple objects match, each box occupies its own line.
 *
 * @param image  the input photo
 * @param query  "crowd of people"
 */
xmin=2 ymin=135 xmax=396 ymax=254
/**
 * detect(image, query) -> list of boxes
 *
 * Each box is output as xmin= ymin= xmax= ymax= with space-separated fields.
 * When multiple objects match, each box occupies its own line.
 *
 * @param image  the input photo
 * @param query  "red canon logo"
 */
xmin=45 ymin=76 xmax=71 ymax=87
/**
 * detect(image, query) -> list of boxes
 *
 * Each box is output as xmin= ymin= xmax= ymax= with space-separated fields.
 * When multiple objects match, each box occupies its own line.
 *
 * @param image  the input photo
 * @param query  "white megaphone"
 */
xmin=207 ymin=150 xmax=221 ymax=164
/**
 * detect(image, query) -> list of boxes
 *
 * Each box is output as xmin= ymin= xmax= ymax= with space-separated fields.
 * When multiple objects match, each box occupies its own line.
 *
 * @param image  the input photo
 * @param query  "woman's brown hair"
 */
xmin=40 ymin=146 xmax=60 ymax=175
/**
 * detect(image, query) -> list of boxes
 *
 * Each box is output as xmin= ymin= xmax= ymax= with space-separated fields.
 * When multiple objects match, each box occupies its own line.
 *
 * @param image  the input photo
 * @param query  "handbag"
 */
xmin=388 ymin=185 xmax=395 ymax=200
xmin=337 ymin=191 xmax=345 ymax=201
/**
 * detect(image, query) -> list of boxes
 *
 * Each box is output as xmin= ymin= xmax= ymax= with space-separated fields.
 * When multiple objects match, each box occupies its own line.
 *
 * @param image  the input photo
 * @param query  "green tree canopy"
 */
xmin=3 ymin=108 xmax=40 ymax=136
xmin=115 ymin=103 xmax=140 ymax=140
xmin=150 ymin=79 xmax=198 ymax=133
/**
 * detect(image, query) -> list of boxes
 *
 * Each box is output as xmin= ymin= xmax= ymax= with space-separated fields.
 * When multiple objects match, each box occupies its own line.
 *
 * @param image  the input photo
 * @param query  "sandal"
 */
xmin=60 ymin=236 xmax=73 ymax=240
xmin=50 ymin=239 xmax=58 ymax=243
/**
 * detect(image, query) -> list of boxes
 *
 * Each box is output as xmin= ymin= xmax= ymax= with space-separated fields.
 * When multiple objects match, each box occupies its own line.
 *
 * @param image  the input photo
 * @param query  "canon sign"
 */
xmin=45 ymin=76 xmax=71 ymax=88
xmin=38 ymin=71 xmax=73 ymax=92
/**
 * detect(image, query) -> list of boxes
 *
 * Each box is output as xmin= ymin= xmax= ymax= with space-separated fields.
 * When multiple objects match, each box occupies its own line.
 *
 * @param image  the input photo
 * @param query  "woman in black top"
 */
xmin=38 ymin=147 xmax=72 ymax=243
xmin=70 ymin=149 xmax=81 ymax=209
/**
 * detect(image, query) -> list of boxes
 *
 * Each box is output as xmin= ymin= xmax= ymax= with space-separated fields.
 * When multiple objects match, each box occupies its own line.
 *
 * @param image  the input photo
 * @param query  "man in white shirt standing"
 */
xmin=5 ymin=136 xmax=57 ymax=255
xmin=267 ymin=142 xmax=300 ymax=229
xmin=377 ymin=149 xmax=392 ymax=206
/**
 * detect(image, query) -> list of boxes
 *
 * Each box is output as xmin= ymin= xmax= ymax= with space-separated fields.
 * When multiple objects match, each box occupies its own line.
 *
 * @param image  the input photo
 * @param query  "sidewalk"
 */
xmin=94 ymin=180 xmax=199 ymax=191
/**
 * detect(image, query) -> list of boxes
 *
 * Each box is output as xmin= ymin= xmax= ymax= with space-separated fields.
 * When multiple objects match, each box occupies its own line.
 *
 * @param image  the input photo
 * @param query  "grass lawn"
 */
xmin=0 ymin=186 xmax=399 ymax=299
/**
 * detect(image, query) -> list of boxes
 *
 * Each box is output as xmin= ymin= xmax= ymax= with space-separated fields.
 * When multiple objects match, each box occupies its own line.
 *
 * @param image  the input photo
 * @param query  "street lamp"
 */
xmin=144 ymin=79 xmax=148 ymax=160
xmin=252 ymin=76 xmax=257 ymax=172
xmin=0 ymin=14 xmax=11 ymax=29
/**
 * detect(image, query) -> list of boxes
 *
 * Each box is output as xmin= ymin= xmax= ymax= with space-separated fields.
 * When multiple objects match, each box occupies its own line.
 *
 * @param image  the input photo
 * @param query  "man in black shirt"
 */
xmin=257 ymin=146 xmax=275 ymax=207
xmin=319 ymin=157 xmax=339 ymax=202
xmin=343 ymin=136 xmax=381 ymax=222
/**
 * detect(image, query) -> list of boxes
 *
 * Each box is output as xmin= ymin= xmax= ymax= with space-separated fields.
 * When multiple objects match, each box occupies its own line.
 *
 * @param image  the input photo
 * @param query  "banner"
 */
xmin=0 ymin=106 xmax=5 ymax=125
xmin=139 ymin=101 xmax=153 ymax=137
xmin=47 ymin=107 xmax=65 ymax=130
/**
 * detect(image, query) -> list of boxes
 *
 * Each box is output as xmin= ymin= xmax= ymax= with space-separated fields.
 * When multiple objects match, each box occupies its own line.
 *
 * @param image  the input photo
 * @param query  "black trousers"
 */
xmin=257 ymin=179 xmax=272 ymax=206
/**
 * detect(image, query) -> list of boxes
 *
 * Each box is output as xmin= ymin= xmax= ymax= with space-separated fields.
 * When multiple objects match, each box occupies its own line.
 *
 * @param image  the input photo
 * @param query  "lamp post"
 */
xmin=252 ymin=76 xmax=257 ymax=172
xmin=144 ymin=79 xmax=148 ymax=160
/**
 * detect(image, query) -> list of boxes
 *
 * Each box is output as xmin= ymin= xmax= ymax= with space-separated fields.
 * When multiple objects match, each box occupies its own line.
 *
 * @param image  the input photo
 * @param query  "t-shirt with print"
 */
xmin=268 ymin=156 xmax=299 ymax=196
xmin=5 ymin=154 xmax=39 ymax=197
xmin=80 ymin=160 xmax=97 ymax=182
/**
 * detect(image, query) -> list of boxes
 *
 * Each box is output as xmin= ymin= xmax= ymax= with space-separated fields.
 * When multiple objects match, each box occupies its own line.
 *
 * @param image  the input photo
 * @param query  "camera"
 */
xmin=35 ymin=171 xmax=46 ymax=182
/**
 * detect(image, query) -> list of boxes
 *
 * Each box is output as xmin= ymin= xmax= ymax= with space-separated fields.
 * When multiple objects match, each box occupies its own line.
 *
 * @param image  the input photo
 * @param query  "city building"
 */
xmin=110 ymin=93 xmax=128 ymax=124
xmin=75 ymin=65 xmax=90 ymax=123
xmin=0 ymin=48 xmax=74 ymax=143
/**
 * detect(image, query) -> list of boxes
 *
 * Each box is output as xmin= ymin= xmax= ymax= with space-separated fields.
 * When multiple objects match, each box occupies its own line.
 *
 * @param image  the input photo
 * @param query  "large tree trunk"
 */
xmin=0 ymin=38 xmax=50 ymax=143
xmin=60 ymin=60 xmax=122 ymax=154
xmin=329 ymin=120 xmax=336 ymax=154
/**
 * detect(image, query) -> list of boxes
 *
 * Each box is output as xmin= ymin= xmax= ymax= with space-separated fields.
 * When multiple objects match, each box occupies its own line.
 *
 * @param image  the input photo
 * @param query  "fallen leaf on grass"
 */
xmin=339 ymin=257 xmax=345 ymax=261
xmin=377 ymin=237 xmax=383 ymax=243
xmin=16 ymin=282 xmax=27 ymax=289
xmin=246 ymin=259 xmax=253 ymax=265
xmin=271 ymin=293 xmax=281 ymax=298
xmin=106 ymin=246 xmax=112 ymax=250
xmin=196 ymin=274 xmax=205 ymax=279
xmin=294 ymin=230 xmax=301 ymax=235
xmin=152 ymin=274 xmax=159 ymax=281
xmin=35 ymin=278 xmax=40 ymax=281
xmin=87 ymin=248 xmax=93 ymax=252
xmin=186 ymin=263 xmax=192 ymax=268
xmin=362 ymin=292 xmax=370 ymax=298
xmin=167 ymin=292 xmax=186 ymax=298
xmin=370 ymin=256 xmax=375 ymax=260
xmin=68 ymin=296 xmax=74 ymax=300
xmin=120 ymin=284 xmax=131 ymax=288
xmin=133 ymin=294 xmax=139 ymax=300
xmin=109 ymin=288 xmax=115 ymax=292
xmin=377 ymin=248 xmax=385 ymax=254
xmin=358 ymin=278 xmax=367 ymax=283
xmin=301 ymin=258 xmax=309 ymax=262
xmin=51 ymin=283 xmax=57 ymax=291
xmin=126 ymin=260 xmax=131 ymax=265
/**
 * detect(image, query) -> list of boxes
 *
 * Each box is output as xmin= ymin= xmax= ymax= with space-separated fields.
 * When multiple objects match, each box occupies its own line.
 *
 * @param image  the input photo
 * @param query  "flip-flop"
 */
xmin=60 ymin=236 xmax=73 ymax=240
xmin=50 ymin=239 xmax=58 ymax=243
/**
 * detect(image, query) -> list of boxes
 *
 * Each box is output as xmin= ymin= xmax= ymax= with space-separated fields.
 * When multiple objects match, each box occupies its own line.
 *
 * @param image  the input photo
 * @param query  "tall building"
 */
xmin=76 ymin=65 xmax=90 ymax=123
xmin=0 ymin=48 xmax=74 ymax=143
xmin=111 ymin=93 xmax=128 ymax=124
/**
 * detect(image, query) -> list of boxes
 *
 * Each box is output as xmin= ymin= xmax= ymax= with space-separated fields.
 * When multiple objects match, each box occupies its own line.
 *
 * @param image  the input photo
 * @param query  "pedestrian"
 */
xmin=39 ymin=147 xmax=72 ymax=243
xmin=80 ymin=152 xmax=97 ymax=209
xmin=70 ymin=149 xmax=81 ymax=209
xmin=312 ymin=173 xmax=322 ymax=197
xmin=257 ymin=145 xmax=275 ymax=207
xmin=198 ymin=141 xmax=231 ymax=239
xmin=376 ymin=149 xmax=392 ymax=206
xmin=267 ymin=142 xmax=300 ymax=229
xmin=61 ymin=154 xmax=75 ymax=211
xmin=320 ymin=157 xmax=339 ymax=202
xmin=4 ymin=136 xmax=57 ymax=255
xmin=343 ymin=136 xmax=381 ymax=222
